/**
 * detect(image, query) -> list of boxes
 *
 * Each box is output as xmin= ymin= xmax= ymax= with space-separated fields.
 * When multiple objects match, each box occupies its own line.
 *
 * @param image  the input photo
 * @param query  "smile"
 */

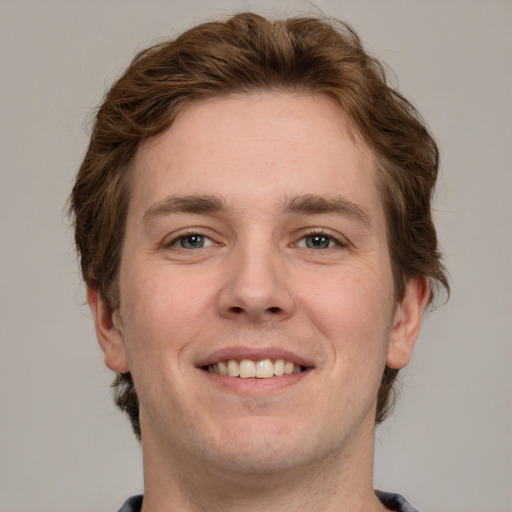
xmin=205 ymin=359 xmax=305 ymax=379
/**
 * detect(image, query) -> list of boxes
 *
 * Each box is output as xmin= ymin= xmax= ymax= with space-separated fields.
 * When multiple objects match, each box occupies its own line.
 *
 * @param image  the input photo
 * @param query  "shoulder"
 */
xmin=117 ymin=495 xmax=143 ymax=512
xmin=375 ymin=490 xmax=421 ymax=512
xmin=117 ymin=492 xmax=420 ymax=512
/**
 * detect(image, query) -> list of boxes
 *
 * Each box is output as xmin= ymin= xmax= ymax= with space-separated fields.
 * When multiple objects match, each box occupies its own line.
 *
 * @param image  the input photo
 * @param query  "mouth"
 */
xmin=196 ymin=347 xmax=313 ymax=383
xmin=203 ymin=358 xmax=306 ymax=379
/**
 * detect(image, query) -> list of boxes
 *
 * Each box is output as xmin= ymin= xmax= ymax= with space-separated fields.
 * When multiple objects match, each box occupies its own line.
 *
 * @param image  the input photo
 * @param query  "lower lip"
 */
xmin=200 ymin=369 xmax=310 ymax=395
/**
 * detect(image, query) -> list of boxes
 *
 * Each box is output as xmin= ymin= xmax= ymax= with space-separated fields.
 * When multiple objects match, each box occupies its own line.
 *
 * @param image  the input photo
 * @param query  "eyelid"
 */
xmin=293 ymin=228 xmax=349 ymax=249
xmin=162 ymin=228 xmax=219 ymax=248
xmin=160 ymin=226 xmax=349 ymax=250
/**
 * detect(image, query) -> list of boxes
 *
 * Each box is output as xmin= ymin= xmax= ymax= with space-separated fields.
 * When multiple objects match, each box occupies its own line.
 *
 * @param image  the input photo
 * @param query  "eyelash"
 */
xmin=164 ymin=228 xmax=347 ymax=252
xmin=164 ymin=229 xmax=217 ymax=250
xmin=294 ymin=229 xmax=347 ymax=250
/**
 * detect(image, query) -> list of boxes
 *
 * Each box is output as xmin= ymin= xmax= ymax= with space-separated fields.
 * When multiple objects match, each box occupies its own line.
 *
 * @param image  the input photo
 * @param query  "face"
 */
xmin=90 ymin=92 xmax=427 ymax=477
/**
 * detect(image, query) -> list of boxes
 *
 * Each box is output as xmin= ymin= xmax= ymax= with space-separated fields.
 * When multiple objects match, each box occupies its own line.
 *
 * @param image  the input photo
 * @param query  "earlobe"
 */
xmin=87 ymin=285 xmax=129 ymax=373
xmin=386 ymin=276 xmax=430 ymax=370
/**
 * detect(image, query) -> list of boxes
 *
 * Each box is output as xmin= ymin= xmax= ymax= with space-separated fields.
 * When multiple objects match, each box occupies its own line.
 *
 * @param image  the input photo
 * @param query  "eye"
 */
xmin=304 ymin=234 xmax=336 ymax=249
xmin=171 ymin=233 xmax=215 ymax=249
xmin=295 ymin=231 xmax=345 ymax=250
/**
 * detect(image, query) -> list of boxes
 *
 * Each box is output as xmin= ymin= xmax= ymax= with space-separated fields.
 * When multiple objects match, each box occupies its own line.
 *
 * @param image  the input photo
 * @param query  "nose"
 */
xmin=217 ymin=239 xmax=295 ymax=323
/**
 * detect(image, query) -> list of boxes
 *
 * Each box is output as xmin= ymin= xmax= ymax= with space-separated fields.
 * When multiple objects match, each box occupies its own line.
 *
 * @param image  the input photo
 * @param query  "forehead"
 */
xmin=129 ymin=92 xmax=382 ymax=220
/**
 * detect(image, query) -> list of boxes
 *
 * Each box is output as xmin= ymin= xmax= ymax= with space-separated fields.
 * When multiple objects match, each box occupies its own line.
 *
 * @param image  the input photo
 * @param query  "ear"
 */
xmin=87 ymin=284 xmax=129 ymax=373
xmin=386 ymin=276 xmax=430 ymax=370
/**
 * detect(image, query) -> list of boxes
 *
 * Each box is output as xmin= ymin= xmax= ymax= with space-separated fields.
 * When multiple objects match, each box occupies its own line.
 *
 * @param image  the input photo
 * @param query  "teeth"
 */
xmin=206 ymin=358 xmax=303 ymax=378
xmin=239 ymin=359 xmax=256 ymax=378
xmin=255 ymin=359 xmax=274 ymax=378
xmin=227 ymin=359 xmax=239 ymax=377
xmin=218 ymin=361 xmax=228 ymax=375
xmin=274 ymin=358 xmax=285 ymax=376
xmin=285 ymin=360 xmax=295 ymax=375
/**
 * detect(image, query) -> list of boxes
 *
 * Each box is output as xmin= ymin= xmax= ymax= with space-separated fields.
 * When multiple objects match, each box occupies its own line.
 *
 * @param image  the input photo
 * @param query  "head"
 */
xmin=69 ymin=12 xmax=448 ymax=439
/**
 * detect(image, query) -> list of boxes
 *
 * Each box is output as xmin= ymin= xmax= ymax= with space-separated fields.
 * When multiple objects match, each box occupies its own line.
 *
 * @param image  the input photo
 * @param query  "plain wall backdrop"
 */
xmin=1 ymin=1 xmax=510 ymax=511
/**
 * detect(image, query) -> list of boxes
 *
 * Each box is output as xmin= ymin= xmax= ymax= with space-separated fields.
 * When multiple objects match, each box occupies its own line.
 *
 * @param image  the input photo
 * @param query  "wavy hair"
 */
xmin=69 ymin=12 xmax=449 ymax=438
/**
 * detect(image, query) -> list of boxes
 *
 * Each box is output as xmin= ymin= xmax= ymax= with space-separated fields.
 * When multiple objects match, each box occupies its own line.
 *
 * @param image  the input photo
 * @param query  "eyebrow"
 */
xmin=141 ymin=193 xmax=371 ymax=228
xmin=142 ymin=194 xmax=226 ymax=225
xmin=282 ymin=194 xmax=371 ymax=228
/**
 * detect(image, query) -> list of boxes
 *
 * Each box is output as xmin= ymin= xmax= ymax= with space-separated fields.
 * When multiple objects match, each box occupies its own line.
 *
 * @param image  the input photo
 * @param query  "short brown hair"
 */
xmin=69 ymin=12 xmax=448 ymax=438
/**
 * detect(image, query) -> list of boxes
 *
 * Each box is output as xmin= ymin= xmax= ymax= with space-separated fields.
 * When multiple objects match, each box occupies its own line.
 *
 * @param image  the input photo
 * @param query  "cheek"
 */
xmin=118 ymin=268 xmax=216 ymax=363
xmin=302 ymin=266 xmax=395 ymax=361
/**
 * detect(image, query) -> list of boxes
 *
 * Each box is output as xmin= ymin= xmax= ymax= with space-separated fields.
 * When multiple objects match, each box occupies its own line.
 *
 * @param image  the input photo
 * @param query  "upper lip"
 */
xmin=194 ymin=346 xmax=313 ymax=369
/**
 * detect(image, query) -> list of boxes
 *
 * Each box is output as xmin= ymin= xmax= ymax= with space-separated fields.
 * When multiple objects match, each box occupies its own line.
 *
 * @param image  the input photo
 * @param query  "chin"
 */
xmin=207 ymin=445 xmax=308 ymax=477
xmin=196 ymin=417 xmax=323 ymax=476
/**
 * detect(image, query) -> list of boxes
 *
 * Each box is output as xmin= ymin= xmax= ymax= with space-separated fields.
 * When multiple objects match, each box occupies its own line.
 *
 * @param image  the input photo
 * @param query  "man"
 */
xmin=69 ymin=12 xmax=448 ymax=512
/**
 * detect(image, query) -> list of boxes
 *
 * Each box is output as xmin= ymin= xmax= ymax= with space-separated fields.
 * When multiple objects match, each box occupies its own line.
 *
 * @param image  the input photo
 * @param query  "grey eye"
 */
xmin=305 ymin=234 xmax=334 ymax=249
xmin=179 ymin=234 xmax=208 ymax=249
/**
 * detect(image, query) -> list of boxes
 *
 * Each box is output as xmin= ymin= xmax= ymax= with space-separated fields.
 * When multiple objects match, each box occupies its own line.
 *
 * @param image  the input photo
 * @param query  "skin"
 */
xmin=88 ymin=92 xmax=429 ymax=512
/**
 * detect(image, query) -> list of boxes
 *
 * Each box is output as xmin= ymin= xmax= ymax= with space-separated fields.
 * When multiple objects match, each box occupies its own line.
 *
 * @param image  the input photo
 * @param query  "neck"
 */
xmin=140 ymin=421 xmax=387 ymax=512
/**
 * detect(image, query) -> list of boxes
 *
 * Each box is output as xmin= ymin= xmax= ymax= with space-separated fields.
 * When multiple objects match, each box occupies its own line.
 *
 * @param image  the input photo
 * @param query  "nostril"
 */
xmin=230 ymin=306 xmax=244 ymax=314
xmin=267 ymin=307 xmax=281 ymax=314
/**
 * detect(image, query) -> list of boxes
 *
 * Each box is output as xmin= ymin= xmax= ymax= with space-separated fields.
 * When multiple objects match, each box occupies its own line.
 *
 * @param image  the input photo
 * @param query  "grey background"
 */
xmin=1 ymin=1 xmax=510 ymax=511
